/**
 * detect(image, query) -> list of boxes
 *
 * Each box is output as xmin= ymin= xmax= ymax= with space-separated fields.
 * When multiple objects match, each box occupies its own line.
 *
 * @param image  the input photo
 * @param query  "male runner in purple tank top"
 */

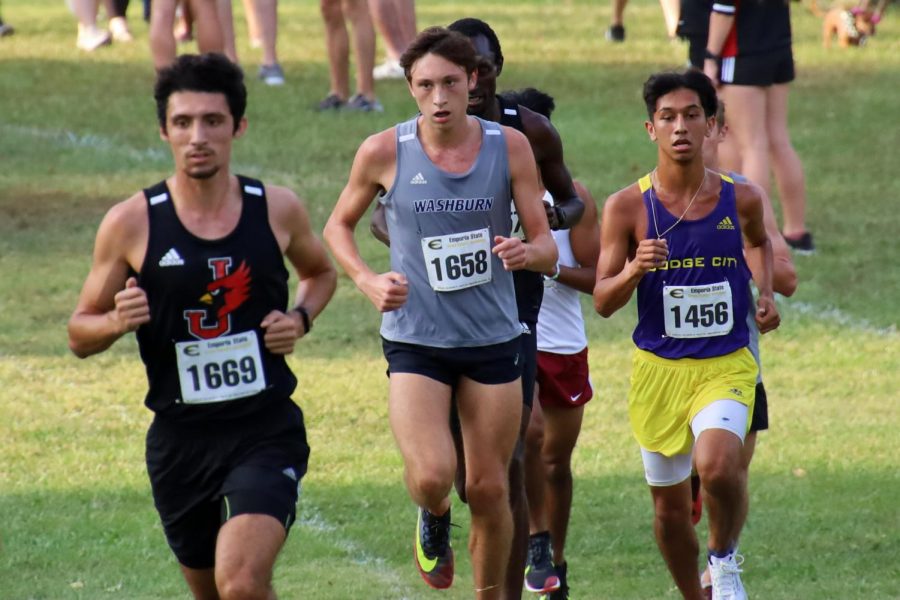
xmin=593 ymin=69 xmax=780 ymax=600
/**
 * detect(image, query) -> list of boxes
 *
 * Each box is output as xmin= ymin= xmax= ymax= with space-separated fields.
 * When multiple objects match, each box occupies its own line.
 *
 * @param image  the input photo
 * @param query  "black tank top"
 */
xmin=498 ymin=95 xmax=544 ymax=325
xmin=136 ymin=176 xmax=297 ymax=422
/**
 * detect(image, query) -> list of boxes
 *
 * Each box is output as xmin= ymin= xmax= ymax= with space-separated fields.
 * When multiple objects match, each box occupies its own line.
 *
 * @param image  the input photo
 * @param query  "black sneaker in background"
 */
xmin=606 ymin=24 xmax=625 ymax=42
xmin=784 ymin=231 xmax=815 ymax=255
xmin=346 ymin=94 xmax=384 ymax=113
xmin=316 ymin=93 xmax=345 ymax=111
xmin=525 ymin=531 xmax=560 ymax=593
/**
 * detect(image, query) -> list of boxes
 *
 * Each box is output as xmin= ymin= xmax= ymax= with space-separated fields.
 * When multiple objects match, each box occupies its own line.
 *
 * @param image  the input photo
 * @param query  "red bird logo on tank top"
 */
xmin=183 ymin=258 xmax=252 ymax=339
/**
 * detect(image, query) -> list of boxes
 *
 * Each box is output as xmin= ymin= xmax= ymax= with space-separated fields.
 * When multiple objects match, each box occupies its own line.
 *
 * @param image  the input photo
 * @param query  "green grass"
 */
xmin=1 ymin=0 xmax=899 ymax=598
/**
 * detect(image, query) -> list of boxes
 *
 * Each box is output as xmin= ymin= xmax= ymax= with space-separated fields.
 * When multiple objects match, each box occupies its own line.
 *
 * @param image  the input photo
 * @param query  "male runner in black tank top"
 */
xmin=68 ymin=54 xmax=336 ymax=599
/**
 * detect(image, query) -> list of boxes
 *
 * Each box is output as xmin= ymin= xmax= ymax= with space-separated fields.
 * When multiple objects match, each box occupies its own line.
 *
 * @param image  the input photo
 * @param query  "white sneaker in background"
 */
xmin=77 ymin=25 xmax=111 ymax=51
xmin=108 ymin=16 xmax=133 ymax=42
xmin=373 ymin=59 xmax=404 ymax=80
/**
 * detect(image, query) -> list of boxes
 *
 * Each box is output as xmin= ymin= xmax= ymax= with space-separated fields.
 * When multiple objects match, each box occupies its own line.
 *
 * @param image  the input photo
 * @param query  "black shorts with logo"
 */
xmin=519 ymin=323 xmax=537 ymax=410
xmin=145 ymin=398 xmax=310 ymax=569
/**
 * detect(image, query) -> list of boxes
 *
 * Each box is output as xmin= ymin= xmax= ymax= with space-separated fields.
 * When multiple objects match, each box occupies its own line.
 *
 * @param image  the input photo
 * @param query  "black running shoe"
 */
xmin=525 ymin=531 xmax=560 ymax=593
xmin=784 ymin=231 xmax=815 ymax=255
xmin=605 ymin=24 xmax=625 ymax=42
xmin=414 ymin=507 xmax=454 ymax=589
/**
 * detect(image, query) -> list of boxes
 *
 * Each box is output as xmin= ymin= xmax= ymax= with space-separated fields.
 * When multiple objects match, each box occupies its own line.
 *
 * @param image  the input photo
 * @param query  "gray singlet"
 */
xmin=378 ymin=116 xmax=521 ymax=348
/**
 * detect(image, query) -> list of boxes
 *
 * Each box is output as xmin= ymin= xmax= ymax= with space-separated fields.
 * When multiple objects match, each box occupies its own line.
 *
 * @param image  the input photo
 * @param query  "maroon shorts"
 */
xmin=536 ymin=347 xmax=593 ymax=409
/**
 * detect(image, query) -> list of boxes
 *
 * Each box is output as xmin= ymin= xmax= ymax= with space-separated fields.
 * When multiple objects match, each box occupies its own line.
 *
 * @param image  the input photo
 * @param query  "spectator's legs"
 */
xmin=717 ymin=85 xmax=770 ymax=191
xmin=321 ymin=0 xmax=351 ymax=100
xmin=189 ymin=0 xmax=225 ymax=55
xmin=217 ymin=0 xmax=239 ymax=62
xmin=659 ymin=0 xmax=679 ymax=38
xmin=342 ymin=0 xmax=376 ymax=100
xmin=766 ymin=83 xmax=809 ymax=237
xmin=255 ymin=0 xmax=279 ymax=67
xmin=611 ymin=0 xmax=627 ymax=26
xmin=150 ymin=0 xmax=178 ymax=68
xmin=241 ymin=0 xmax=261 ymax=45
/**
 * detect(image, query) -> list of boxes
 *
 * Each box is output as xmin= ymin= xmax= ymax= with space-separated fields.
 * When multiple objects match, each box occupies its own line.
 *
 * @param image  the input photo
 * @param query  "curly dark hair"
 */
xmin=154 ymin=53 xmax=246 ymax=133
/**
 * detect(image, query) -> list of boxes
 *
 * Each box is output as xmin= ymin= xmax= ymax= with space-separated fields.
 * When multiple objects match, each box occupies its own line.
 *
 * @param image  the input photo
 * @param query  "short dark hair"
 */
xmin=499 ymin=88 xmax=556 ymax=120
xmin=399 ymin=26 xmax=479 ymax=81
xmin=642 ymin=69 xmax=717 ymax=121
xmin=447 ymin=18 xmax=504 ymax=76
xmin=154 ymin=53 xmax=247 ymax=133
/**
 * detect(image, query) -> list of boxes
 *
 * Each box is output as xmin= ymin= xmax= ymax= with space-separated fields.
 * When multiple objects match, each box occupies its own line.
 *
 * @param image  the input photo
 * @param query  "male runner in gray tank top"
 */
xmin=324 ymin=27 xmax=557 ymax=599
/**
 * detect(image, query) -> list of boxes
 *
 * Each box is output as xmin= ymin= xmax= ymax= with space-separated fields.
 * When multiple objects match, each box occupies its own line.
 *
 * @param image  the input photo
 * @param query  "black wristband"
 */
xmin=293 ymin=306 xmax=311 ymax=334
xmin=704 ymin=49 xmax=721 ymax=60
xmin=553 ymin=204 xmax=566 ymax=230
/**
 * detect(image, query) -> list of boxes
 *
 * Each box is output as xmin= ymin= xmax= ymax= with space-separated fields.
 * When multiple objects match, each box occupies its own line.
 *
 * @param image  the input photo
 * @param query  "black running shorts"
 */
xmin=145 ymin=399 xmax=310 ymax=569
xmin=519 ymin=323 xmax=537 ymax=410
xmin=382 ymin=335 xmax=522 ymax=388
xmin=749 ymin=380 xmax=769 ymax=432
xmin=719 ymin=46 xmax=795 ymax=86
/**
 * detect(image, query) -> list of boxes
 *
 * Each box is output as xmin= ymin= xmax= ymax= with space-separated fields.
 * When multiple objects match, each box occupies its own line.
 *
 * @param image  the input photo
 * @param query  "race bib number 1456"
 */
xmin=662 ymin=281 xmax=734 ymax=338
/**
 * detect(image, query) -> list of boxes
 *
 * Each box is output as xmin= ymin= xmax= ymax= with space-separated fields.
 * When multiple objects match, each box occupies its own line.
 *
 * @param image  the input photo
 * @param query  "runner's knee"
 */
xmin=465 ymin=474 xmax=508 ymax=512
xmin=216 ymin=567 xmax=271 ymax=600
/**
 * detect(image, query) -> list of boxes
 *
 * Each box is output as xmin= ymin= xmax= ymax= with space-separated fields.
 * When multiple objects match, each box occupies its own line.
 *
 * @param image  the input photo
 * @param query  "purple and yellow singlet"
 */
xmin=633 ymin=172 xmax=752 ymax=359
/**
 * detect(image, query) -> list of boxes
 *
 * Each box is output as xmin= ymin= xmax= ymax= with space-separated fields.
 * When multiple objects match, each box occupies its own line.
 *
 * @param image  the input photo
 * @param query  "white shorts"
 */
xmin=640 ymin=399 xmax=749 ymax=487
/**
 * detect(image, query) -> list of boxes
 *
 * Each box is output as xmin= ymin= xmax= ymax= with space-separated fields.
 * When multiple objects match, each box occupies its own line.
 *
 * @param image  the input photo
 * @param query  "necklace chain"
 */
xmin=649 ymin=168 xmax=707 ymax=240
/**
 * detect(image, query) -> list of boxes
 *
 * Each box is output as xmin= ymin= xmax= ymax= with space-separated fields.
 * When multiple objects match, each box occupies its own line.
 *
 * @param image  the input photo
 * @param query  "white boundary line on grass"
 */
xmin=781 ymin=299 xmax=896 ymax=337
xmin=299 ymin=504 xmax=416 ymax=599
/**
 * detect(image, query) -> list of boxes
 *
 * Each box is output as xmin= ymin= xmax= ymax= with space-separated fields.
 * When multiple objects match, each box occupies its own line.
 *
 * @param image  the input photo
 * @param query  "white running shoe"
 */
xmin=108 ymin=16 xmax=133 ymax=42
xmin=708 ymin=554 xmax=746 ymax=600
xmin=76 ymin=25 xmax=111 ymax=51
xmin=373 ymin=59 xmax=404 ymax=80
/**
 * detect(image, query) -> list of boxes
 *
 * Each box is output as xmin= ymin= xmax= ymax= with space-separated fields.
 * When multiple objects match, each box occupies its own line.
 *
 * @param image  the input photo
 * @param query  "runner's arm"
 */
xmin=737 ymin=183 xmax=780 ymax=333
xmin=266 ymin=187 xmax=336 ymax=346
xmin=68 ymin=197 xmax=149 ymax=358
xmin=324 ymin=131 xmax=409 ymax=312
xmin=500 ymin=128 xmax=557 ymax=273
xmin=554 ymin=180 xmax=600 ymax=294
xmin=593 ymin=188 xmax=667 ymax=317
xmin=523 ymin=108 xmax=584 ymax=229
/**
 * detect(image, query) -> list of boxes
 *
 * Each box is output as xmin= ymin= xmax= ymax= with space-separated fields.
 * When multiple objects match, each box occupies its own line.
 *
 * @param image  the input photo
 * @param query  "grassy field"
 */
xmin=1 ymin=0 xmax=899 ymax=598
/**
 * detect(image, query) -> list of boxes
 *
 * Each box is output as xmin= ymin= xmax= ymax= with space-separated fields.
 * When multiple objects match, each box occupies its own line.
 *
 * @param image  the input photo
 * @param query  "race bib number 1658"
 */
xmin=421 ymin=228 xmax=492 ymax=292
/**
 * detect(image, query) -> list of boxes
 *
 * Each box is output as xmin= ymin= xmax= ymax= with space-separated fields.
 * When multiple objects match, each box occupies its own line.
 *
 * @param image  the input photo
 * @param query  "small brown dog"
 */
xmin=822 ymin=8 xmax=877 ymax=47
